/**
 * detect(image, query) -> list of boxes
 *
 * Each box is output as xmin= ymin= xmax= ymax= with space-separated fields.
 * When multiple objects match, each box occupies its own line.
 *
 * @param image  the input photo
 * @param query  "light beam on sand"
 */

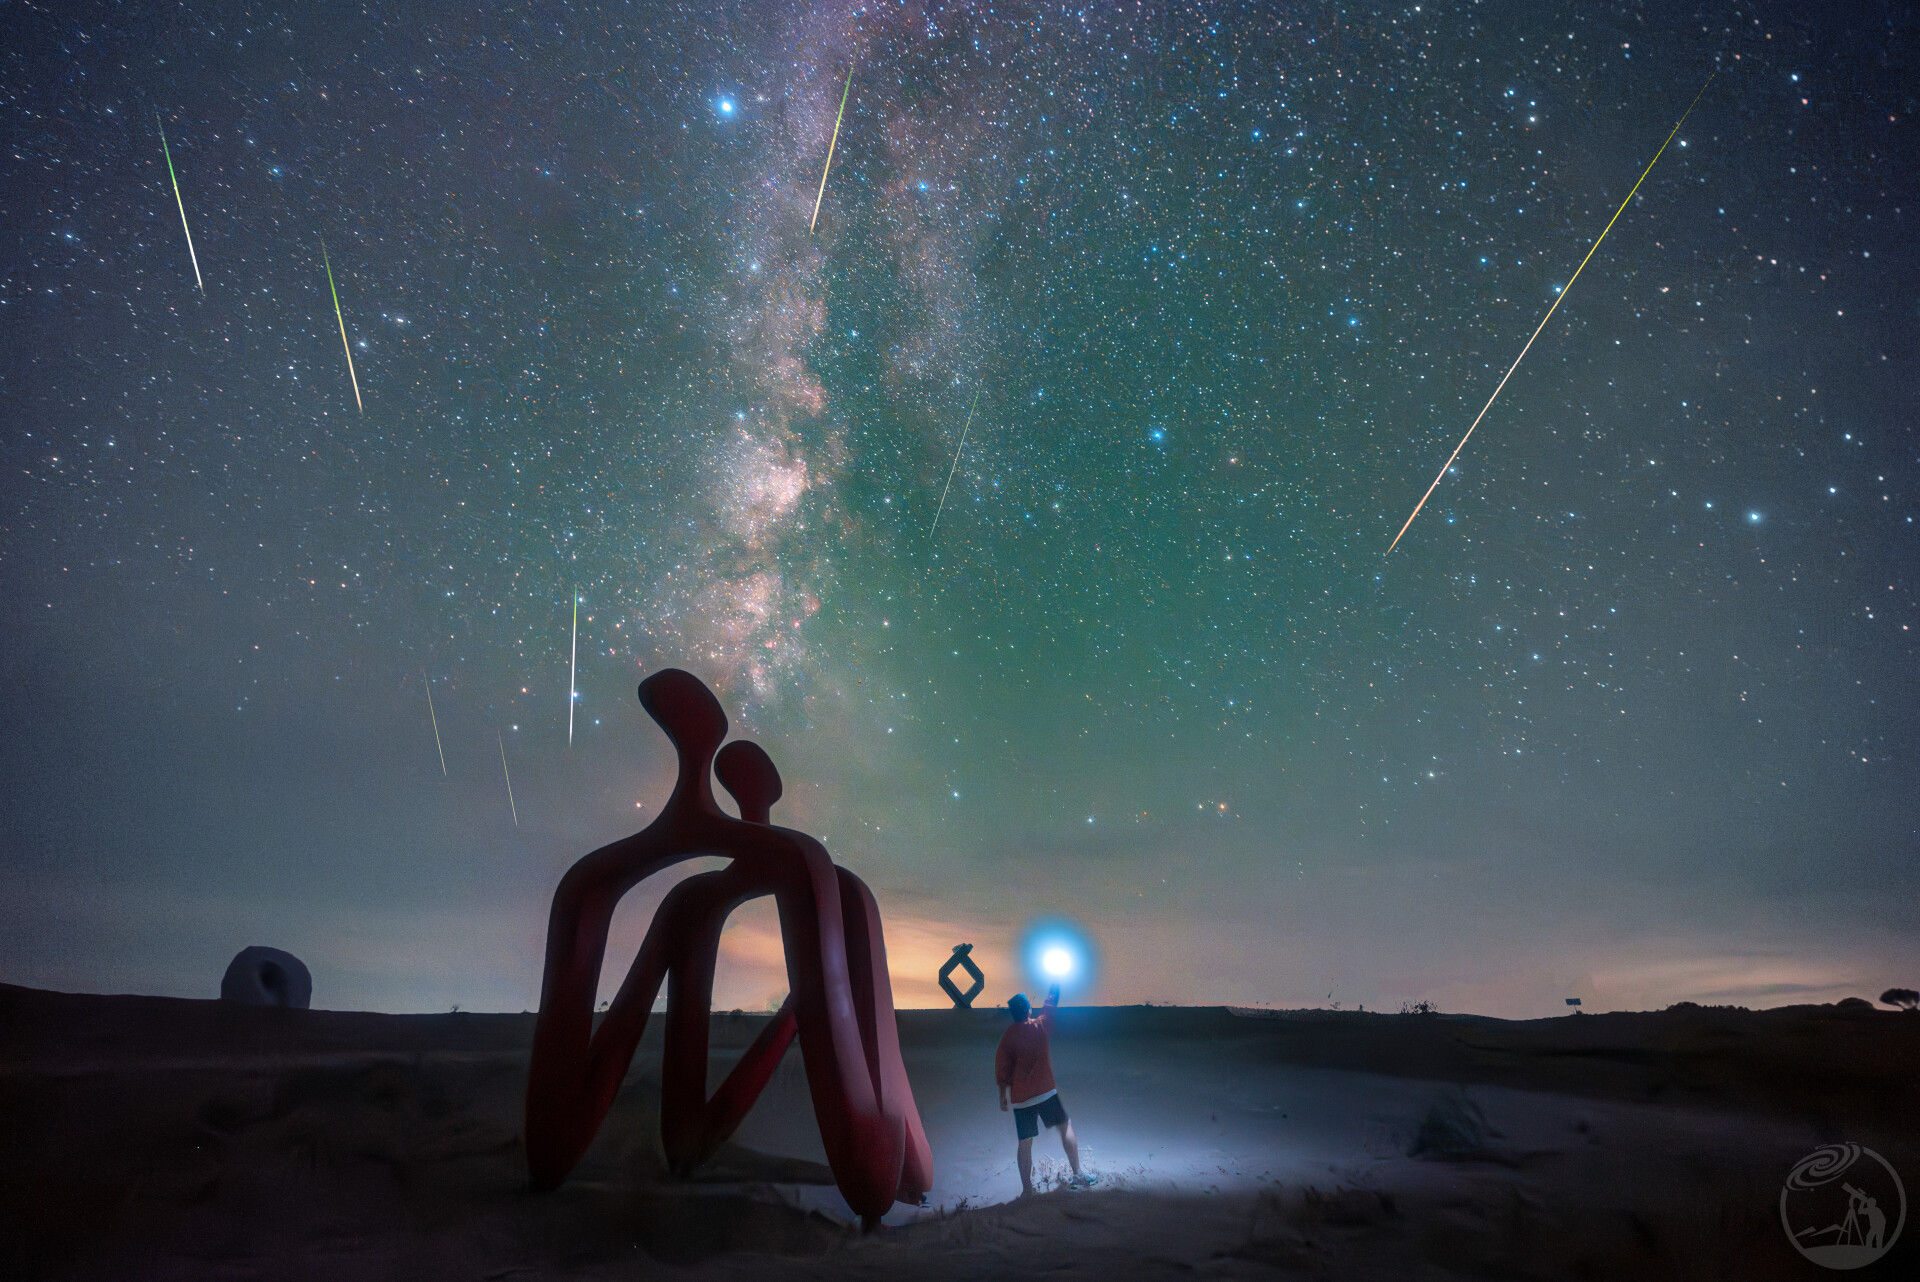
xmin=155 ymin=116 xmax=203 ymax=293
xmin=567 ymin=593 xmax=578 ymax=747
xmin=809 ymin=65 xmax=855 ymax=233
xmin=929 ymin=390 xmax=979 ymax=543
xmin=1386 ymin=72 xmax=1716 ymax=556
xmin=320 ymin=241 xmax=364 ymax=413
xmin=424 ymin=670 xmax=447 ymax=776
xmin=498 ymin=729 xmax=519 ymax=826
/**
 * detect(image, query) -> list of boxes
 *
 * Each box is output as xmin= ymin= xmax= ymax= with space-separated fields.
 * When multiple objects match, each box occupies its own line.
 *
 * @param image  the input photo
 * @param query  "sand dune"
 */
xmin=3 ymin=984 xmax=1914 ymax=1279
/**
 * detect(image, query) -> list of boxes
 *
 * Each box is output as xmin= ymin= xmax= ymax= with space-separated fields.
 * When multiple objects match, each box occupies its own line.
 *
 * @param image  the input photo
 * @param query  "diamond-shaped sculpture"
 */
xmin=938 ymin=942 xmax=985 ymax=1009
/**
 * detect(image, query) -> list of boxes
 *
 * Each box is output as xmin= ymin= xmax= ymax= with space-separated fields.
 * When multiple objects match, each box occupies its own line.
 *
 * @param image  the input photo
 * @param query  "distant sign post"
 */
xmin=939 ymin=943 xmax=985 ymax=1009
xmin=1566 ymin=998 xmax=1583 ymax=1012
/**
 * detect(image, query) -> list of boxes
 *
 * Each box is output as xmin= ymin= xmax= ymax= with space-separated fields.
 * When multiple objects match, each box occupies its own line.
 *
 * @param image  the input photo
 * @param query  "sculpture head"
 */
xmin=715 ymin=739 xmax=782 ymax=824
xmin=638 ymin=669 xmax=728 ymax=765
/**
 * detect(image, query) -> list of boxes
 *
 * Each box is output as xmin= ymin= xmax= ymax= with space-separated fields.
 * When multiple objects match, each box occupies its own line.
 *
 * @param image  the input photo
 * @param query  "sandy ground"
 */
xmin=3 ymin=983 xmax=1915 ymax=1279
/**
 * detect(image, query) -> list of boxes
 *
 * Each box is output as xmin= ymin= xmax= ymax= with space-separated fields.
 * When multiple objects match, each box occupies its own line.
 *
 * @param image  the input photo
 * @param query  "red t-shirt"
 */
xmin=994 ymin=994 xmax=1058 ymax=1105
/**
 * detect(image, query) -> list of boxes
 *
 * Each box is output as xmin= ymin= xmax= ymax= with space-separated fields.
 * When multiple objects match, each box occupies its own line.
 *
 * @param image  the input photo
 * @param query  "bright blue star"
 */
xmin=717 ymin=97 xmax=735 ymax=115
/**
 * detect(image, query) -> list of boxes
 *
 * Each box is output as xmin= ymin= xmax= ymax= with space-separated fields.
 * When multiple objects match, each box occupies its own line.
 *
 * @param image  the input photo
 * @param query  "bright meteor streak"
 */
xmin=155 ymin=116 xmax=203 ymax=293
xmin=1386 ymin=71 xmax=1717 ymax=556
xmin=424 ymin=670 xmax=447 ymax=776
xmin=498 ymin=729 xmax=519 ymax=827
xmin=320 ymin=240 xmax=364 ymax=413
xmin=929 ymin=390 xmax=979 ymax=543
xmin=809 ymin=65 xmax=854 ymax=233
xmin=567 ymin=593 xmax=578 ymax=747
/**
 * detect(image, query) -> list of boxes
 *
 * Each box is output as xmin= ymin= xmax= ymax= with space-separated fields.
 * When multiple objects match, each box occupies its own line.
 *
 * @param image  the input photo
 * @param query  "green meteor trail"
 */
xmin=929 ymin=390 xmax=980 ymax=543
xmin=1386 ymin=71 xmax=1717 ymax=556
xmin=156 ymin=115 xmax=203 ymax=293
xmin=321 ymin=240 xmax=364 ymax=413
xmin=567 ymin=593 xmax=579 ymax=746
xmin=809 ymin=65 xmax=854 ymax=233
xmin=424 ymin=670 xmax=447 ymax=776
xmin=498 ymin=729 xmax=519 ymax=826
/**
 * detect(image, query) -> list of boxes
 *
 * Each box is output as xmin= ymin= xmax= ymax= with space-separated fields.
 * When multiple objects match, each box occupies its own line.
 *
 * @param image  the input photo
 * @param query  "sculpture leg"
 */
xmin=768 ymin=847 xmax=909 ymax=1220
xmin=525 ymin=838 xmax=684 ymax=1188
xmin=659 ymin=880 xmax=730 ymax=1173
xmin=656 ymin=873 xmax=802 ymax=1173
xmin=837 ymin=866 xmax=933 ymax=1202
xmin=525 ymin=878 xmax=627 ymax=1187
xmin=699 ymin=994 xmax=799 ymax=1154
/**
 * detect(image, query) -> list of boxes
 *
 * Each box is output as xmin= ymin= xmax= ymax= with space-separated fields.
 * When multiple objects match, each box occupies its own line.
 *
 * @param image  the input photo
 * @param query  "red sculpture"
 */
xmin=524 ymin=669 xmax=932 ymax=1224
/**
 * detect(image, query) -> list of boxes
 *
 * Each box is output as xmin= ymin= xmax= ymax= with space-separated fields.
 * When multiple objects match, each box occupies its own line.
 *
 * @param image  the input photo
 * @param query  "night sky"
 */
xmin=4 ymin=0 xmax=1915 ymax=1017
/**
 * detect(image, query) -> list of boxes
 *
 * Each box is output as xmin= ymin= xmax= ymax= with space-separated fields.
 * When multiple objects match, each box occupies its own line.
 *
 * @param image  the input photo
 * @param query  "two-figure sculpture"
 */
xmin=523 ymin=668 xmax=932 ymax=1224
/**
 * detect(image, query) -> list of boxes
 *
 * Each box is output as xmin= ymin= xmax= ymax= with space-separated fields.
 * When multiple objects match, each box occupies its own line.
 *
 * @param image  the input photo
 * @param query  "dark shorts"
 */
xmin=1013 ymin=1093 xmax=1068 ymax=1140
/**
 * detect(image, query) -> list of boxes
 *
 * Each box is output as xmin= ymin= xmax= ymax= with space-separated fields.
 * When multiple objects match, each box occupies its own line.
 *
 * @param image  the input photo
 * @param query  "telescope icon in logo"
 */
xmin=1780 ymin=1143 xmax=1905 ymax=1269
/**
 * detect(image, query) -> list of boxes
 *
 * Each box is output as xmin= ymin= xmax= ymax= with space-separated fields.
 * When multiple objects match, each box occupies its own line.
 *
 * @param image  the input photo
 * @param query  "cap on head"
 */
xmin=1008 ymin=993 xmax=1031 ymax=1021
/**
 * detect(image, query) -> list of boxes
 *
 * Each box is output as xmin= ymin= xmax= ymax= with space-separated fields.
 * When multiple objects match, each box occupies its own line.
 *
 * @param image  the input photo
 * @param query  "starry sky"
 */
xmin=3 ymin=0 xmax=1915 ymax=1016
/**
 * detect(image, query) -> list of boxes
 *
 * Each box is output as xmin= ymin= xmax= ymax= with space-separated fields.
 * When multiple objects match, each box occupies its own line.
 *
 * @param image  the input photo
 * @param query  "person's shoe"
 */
xmin=1069 ymin=1172 xmax=1099 ymax=1189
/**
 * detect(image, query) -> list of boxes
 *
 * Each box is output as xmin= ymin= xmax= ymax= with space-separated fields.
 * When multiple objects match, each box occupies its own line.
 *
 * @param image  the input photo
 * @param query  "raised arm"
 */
xmin=1038 ymin=982 xmax=1060 ymax=1033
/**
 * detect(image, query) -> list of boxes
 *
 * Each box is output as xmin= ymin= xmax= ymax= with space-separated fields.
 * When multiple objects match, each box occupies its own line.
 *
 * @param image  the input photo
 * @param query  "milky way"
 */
xmin=2 ymin=1 xmax=1915 ymax=1016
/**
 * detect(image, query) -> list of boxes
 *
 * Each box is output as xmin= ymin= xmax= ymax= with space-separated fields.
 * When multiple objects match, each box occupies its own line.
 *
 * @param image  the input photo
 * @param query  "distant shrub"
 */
xmin=1881 ymin=987 xmax=1919 ymax=1011
xmin=1835 ymin=997 xmax=1875 ymax=1012
xmin=1398 ymin=1000 xmax=1438 ymax=1015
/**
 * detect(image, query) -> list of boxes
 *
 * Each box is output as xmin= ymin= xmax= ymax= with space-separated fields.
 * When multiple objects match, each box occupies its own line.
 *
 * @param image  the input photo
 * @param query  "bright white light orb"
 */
xmin=1041 ymin=947 xmax=1073 ymax=978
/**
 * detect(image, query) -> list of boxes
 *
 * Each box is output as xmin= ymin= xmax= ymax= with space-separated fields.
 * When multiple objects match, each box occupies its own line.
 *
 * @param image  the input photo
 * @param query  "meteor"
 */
xmin=155 ymin=115 xmax=203 ymax=293
xmin=320 ymin=240 xmax=364 ymax=413
xmin=809 ymin=65 xmax=854 ymax=233
xmin=498 ymin=729 xmax=519 ymax=826
xmin=1386 ymin=71 xmax=1716 ymax=556
xmin=567 ymin=593 xmax=578 ymax=746
xmin=424 ymin=670 xmax=447 ymax=776
xmin=929 ymin=390 xmax=979 ymax=542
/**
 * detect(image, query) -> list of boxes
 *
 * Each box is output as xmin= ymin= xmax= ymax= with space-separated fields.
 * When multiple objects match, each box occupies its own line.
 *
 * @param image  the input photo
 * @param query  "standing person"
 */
xmin=1861 ymin=1191 xmax=1886 ymax=1250
xmin=995 ymin=982 xmax=1091 ymax=1194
